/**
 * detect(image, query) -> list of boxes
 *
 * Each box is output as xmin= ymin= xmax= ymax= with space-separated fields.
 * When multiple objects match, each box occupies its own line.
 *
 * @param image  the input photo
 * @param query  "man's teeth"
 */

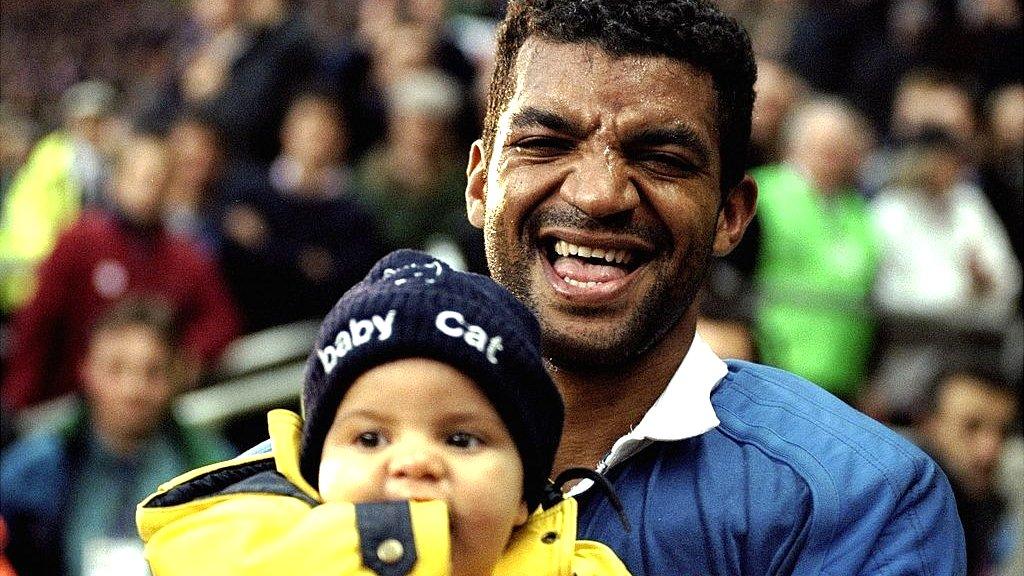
xmin=564 ymin=277 xmax=600 ymax=288
xmin=553 ymin=240 xmax=632 ymax=264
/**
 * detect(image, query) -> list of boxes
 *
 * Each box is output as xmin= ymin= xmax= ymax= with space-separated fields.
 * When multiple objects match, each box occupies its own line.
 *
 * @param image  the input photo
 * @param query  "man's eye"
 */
xmin=446 ymin=432 xmax=483 ymax=449
xmin=514 ymin=137 xmax=572 ymax=155
xmin=355 ymin=431 xmax=385 ymax=448
xmin=638 ymin=152 xmax=696 ymax=176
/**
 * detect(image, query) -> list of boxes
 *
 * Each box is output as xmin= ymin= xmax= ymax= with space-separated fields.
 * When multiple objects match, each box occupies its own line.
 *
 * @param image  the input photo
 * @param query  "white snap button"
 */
xmin=376 ymin=538 xmax=404 ymax=564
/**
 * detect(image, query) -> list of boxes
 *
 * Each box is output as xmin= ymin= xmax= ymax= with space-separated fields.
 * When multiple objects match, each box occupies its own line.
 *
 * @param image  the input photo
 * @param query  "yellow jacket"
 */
xmin=137 ymin=410 xmax=631 ymax=576
xmin=0 ymin=132 xmax=81 ymax=310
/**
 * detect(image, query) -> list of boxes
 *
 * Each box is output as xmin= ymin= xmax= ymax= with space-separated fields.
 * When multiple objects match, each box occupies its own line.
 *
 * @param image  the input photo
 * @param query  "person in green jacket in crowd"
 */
xmin=751 ymin=97 xmax=881 ymax=401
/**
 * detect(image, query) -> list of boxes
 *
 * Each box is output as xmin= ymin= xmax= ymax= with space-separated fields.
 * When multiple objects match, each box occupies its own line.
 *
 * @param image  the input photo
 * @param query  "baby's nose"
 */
xmin=386 ymin=444 xmax=444 ymax=481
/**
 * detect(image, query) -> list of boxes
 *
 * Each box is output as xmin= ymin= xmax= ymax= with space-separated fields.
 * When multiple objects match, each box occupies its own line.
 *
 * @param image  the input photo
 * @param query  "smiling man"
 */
xmin=465 ymin=1 xmax=966 ymax=574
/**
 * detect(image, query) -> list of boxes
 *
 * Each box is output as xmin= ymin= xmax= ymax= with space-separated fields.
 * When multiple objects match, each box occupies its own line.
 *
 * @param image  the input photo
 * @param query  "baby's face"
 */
xmin=319 ymin=357 xmax=529 ymax=576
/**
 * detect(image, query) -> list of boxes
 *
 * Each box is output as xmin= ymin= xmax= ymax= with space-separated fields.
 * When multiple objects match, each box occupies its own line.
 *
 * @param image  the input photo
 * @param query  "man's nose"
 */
xmin=560 ymin=146 xmax=640 ymax=219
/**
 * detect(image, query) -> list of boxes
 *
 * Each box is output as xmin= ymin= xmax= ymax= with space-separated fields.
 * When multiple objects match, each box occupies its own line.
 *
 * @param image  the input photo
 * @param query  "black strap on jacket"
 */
xmin=540 ymin=467 xmax=632 ymax=532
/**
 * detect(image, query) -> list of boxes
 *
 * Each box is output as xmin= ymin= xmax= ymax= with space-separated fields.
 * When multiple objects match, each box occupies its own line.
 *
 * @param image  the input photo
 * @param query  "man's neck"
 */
xmin=550 ymin=314 xmax=698 ymax=475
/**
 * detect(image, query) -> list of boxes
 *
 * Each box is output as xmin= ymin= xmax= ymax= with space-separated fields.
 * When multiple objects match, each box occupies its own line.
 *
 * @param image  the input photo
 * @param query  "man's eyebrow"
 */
xmin=507 ymin=106 xmax=586 ymax=139
xmin=625 ymin=125 xmax=712 ymax=166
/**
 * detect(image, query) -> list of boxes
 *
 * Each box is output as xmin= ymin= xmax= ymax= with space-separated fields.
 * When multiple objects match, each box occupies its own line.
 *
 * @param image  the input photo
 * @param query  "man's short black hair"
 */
xmin=483 ymin=0 xmax=757 ymax=192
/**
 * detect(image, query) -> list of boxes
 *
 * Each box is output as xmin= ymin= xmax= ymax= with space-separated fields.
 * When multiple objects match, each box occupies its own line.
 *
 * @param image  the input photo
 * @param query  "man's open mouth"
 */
xmin=540 ymin=235 xmax=651 ymax=289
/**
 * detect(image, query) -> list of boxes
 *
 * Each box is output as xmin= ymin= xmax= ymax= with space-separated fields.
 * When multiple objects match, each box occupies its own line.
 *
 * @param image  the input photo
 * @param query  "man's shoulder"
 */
xmin=713 ymin=360 xmax=937 ymax=488
xmin=583 ymin=361 xmax=964 ymax=575
xmin=712 ymin=362 xmax=964 ymax=567
xmin=57 ymin=210 xmax=113 ymax=242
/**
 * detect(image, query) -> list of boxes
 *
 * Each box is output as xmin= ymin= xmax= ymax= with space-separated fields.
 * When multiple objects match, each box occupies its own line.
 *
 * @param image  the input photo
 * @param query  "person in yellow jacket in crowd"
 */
xmin=0 ymin=80 xmax=121 ymax=311
xmin=137 ymin=250 xmax=631 ymax=576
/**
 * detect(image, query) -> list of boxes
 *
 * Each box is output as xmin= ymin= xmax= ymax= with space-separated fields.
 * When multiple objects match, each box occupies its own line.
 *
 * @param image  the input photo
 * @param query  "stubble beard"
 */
xmin=484 ymin=206 xmax=715 ymax=375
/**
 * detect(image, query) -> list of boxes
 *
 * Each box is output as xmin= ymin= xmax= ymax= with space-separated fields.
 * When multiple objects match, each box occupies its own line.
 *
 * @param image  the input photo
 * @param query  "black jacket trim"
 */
xmin=146 ymin=458 xmax=318 ymax=508
xmin=355 ymin=501 xmax=418 ymax=576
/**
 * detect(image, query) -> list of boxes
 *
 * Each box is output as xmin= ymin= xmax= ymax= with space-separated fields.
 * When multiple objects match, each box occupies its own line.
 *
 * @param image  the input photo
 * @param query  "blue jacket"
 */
xmin=0 ymin=405 xmax=230 ymax=576
xmin=576 ymin=360 xmax=966 ymax=575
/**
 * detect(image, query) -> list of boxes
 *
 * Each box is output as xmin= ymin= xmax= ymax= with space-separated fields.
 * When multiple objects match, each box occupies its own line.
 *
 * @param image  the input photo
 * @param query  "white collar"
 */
xmin=567 ymin=333 xmax=726 ymax=495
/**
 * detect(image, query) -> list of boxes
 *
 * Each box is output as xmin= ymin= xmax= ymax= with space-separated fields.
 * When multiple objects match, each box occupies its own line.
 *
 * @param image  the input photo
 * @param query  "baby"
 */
xmin=138 ymin=250 xmax=629 ymax=576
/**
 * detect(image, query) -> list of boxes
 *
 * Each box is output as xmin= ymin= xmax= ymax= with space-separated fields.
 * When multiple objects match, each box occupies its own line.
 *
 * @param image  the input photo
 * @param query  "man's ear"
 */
xmin=465 ymin=139 xmax=487 ymax=229
xmin=713 ymin=175 xmax=757 ymax=256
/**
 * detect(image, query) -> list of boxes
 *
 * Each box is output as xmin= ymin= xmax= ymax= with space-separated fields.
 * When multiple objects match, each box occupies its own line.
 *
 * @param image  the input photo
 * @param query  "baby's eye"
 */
xmin=355 ymin=431 xmax=386 ymax=448
xmin=446 ymin=432 xmax=483 ymax=449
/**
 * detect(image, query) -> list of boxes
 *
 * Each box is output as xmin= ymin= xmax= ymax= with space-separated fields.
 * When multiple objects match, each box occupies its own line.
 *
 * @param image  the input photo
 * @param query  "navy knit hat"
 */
xmin=299 ymin=250 xmax=563 ymax=510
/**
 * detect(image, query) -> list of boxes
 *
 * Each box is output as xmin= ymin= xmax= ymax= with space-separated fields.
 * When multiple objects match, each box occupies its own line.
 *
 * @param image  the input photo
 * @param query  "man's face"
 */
xmin=113 ymin=139 xmax=171 ymax=225
xmin=467 ymin=39 xmax=735 ymax=370
xmin=319 ymin=358 xmax=528 ymax=576
xmin=925 ymin=374 xmax=1017 ymax=498
xmin=82 ymin=324 xmax=176 ymax=448
xmin=281 ymin=98 xmax=345 ymax=167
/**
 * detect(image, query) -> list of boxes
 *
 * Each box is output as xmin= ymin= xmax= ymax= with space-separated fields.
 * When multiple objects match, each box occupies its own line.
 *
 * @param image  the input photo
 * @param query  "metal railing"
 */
xmin=15 ymin=320 xmax=321 ymax=437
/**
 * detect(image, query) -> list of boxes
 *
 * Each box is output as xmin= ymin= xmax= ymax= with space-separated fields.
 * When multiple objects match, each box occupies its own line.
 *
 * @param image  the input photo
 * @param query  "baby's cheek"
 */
xmin=318 ymin=456 xmax=374 ymax=503
xmin=450 ymin=502 xmax=520 ymax=576
xmin=454 ymin=483 xmax=523 ymax=555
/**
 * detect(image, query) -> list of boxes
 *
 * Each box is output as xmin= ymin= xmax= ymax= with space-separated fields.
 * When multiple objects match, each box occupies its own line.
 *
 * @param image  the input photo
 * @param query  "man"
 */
xmin=220 ymin=89 xmax=385 ymax=331
xmin=464 ymin=1 xmax=965 ymax=574
xmin=0 ymin=80 xmax=120 ymax=312
xmin=753 ymin=98 xmax=881 ymax=401
xmin=1 ymin=298 xmax=232 ymax=576
xmin=871 ymin=125 xmax=1021 ymax=422
xmin=917 ymin=365 xmax=1019 ymax=576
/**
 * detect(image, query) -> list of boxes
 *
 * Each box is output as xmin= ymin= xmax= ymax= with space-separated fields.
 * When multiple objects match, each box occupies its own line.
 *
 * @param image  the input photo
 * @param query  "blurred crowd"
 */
xmin=0 ymin=1 xmax=1021 ymax=575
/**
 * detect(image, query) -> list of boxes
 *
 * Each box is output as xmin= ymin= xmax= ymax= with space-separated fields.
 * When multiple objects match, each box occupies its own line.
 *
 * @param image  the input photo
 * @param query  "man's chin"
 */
xmin=541 ymin=326 xmax=644 ymax=374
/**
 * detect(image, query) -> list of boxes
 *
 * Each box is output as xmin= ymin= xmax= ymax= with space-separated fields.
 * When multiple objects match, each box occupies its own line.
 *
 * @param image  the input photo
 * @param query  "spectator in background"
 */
xmin=890 ymin=70 xmax=978 ymax=146
xmin=356 ymin=0 xmax=479 ymax=149
xmin=746 ymin=57 xmax=808 ymax=171
xmin=697 ymin=57 xmax=809 ymax=362
xmin=0 ymin=80 xmax=123 ymax=313
xmin=863 ymin=69 xmax=980 ymax=196
xmin=784 ymin=0 xmax=1022 ymax=134
xmin=220 ymin=90 xmax=386 ymax=332
xmin=870 ymin=127 xmax=1022 ymax=422
xmin=164 ymin=112 xmax=229 ymax=254
xmin=354 ymin=68 xmax=486 ymax=272
xmin=751 ymin=98 xmax=880 ymax=401
xmin=0 ymin=298 xmax=232 ymax=576
xmin=982 ymin=84 xmax=1024 ymax=269
xmin=168 ymin=0 xmax=246 ymax=131
xmin=0 ymin=103 xmax=38 ymax=201
xmin=0 ymin=0 xmax=183 ymax=127
xmin=217 ymin=0 xmax=318 ymax=162
xmin=151 ymin=0 xmax=316 ymax=163
xmin=959 ymin=0 xmax=1024 ymax=95
xmin=315 ymin=0 xmax=482 ymax=163
xmin=1 ymin=132 xmax=239 ymax=410
xmin=915 ymin=364 xmax=1020 ymax=576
